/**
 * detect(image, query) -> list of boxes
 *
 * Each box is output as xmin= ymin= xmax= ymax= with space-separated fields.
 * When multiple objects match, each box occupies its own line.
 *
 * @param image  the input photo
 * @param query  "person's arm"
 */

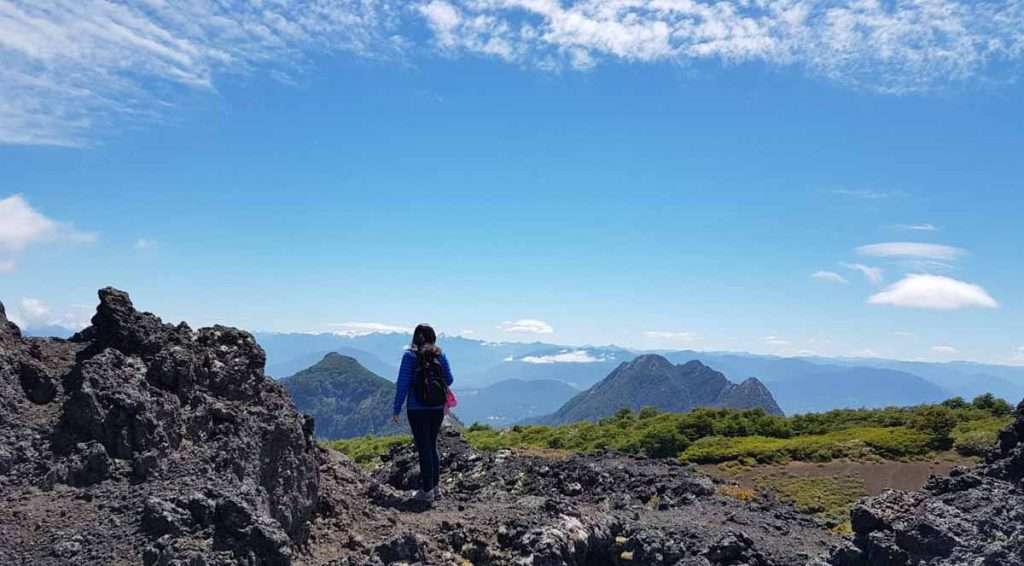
xmin=393 ymin=353 xmax=413 ymax=416
xmin=440 ymin=354 xmax=454 ymax=386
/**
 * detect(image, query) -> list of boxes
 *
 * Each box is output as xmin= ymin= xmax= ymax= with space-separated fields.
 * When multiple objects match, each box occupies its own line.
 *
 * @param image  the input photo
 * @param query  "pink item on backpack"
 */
xmin=444 ymin=389 xmax=457 ymax=414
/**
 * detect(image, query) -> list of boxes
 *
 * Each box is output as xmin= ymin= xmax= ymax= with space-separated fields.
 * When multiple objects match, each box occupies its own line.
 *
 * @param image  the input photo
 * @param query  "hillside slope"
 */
xmin=540 ymin=354 xmax=783 ymax=425
xmin=280 ymin=353 xmax=407 ymax=439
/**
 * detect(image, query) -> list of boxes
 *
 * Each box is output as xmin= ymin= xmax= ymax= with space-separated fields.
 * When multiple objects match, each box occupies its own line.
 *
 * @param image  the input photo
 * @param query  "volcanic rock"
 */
xmin=836 ymin=399 xmax=1024 ymax=565
xmin=0 ymin=288 xmax=319 ymax=565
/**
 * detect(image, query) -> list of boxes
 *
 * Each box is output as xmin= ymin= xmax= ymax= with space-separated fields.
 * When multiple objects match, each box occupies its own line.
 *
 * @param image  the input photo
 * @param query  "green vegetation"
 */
xmin=678 ymin=426 xmax=933 ymax=464
xmin=324 ymin=435 xmax=410 ymax=467
xmin=953 ymin=416 xmax=1013 ymax=456
xmin=754 ymin=475 xmax=866 ymax=531
xmin=324 ymin=395 xmax=1014 ymax=469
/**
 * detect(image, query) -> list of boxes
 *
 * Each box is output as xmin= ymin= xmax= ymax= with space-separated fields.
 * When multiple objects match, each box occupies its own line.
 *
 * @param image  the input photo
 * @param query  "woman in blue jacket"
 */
xmin=392 ymin=323 xmax=454 ymax=502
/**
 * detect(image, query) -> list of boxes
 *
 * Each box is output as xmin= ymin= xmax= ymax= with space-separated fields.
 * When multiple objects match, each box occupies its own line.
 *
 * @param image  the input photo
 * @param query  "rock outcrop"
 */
xmin=0 ymin=289 xmax=319 ymax=565
xmin=834 ymin=399 xmax=1024 ymax=565
xmin=304 ymin=429 xmax=839 ymax=565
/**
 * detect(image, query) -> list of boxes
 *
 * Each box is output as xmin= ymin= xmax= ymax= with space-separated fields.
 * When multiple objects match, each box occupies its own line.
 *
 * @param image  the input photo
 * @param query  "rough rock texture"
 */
xmin=0 ymin=289 xmax=319 ymax=565
xmin=834 ymin=399 xmax=1024 ymax=566
xmin=22 ymin=288 xmax=1005 ymax=565
xmin=302 ymin=429 xmax=840 ymax=565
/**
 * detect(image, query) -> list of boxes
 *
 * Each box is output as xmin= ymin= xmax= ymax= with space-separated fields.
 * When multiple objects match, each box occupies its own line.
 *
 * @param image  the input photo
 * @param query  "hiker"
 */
xmin=392 ymin=323 xmax=454 ymax=502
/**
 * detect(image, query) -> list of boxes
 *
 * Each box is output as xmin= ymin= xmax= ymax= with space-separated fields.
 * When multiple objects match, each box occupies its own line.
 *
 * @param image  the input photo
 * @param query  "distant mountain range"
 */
xmin=535 ymin=355 xmax=783 ymax=425
xmin=279 ymin=353 xmax=409 ymax=439
xmin=456 ymin=379 xmax=580 ymax=426
xmin=245 ymin=332 xmax=1024 ymax=422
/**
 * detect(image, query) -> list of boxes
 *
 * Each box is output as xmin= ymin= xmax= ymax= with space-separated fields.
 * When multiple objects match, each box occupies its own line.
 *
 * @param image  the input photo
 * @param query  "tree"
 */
xmin=972 ymin=393 xmax=1014 ymax=416
xmin=913 ymin=406 xmax=958 ymax=450
xmin=941 ymin=397 xmax=968 ymax=410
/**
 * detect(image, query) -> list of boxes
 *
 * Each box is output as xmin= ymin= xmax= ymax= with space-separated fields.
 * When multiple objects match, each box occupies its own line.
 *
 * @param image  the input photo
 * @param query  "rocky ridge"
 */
xmin=5 ymin=288 xmax=1024 ymax=566
xmin=0 ymin=288 xmax=319 ymax=565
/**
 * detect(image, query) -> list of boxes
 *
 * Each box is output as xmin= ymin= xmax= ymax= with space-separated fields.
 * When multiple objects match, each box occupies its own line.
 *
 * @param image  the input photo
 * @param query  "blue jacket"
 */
xmin=393 ymin=350 xmax=454 ymax=414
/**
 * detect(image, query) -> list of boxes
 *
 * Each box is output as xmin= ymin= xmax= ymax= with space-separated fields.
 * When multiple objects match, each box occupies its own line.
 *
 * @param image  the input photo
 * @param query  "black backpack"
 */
xmin=413 ymin=354 xmax=447 ymax=406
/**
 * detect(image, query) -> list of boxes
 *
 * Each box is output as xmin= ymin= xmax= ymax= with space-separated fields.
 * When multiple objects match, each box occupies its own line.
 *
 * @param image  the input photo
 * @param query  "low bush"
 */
xmin=324 ymin=435 xmax=410 ymax=467
xmin=323 ymin=397 xmax=1014 ymax=468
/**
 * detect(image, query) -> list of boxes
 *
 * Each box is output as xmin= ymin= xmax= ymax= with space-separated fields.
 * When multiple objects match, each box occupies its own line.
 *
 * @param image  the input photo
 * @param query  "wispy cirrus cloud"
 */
xmin=868 ymin=274 xmax=998 ymax=310
xmin=895 ymin=223 xmax=939 ymax=232
xmin=644 ymin=330 xmax=699 ymax=343
xmin=418 ymin=0 xmax=1024 ymax=91
xmin=856 ymin=242 xmax=966 ymax=261
xmin=832 ymin=188 xmax=893 ymax=200
xmin=520 ymin=349 xmax=606 ymax=364
xmin=811 ymin=270 xmax=848 ymax=284
xmin=3 ymin=0 xmax=1024 ymax=146
xmin=841 ymin=262 xmax=884 ymax=284
xmin=328 ymin=321 xmax=411 ymax=336
xmin=499 ymin=319 xmax=554 ymax=334
xmin=0 ymin=0 xmax=402 ymax=146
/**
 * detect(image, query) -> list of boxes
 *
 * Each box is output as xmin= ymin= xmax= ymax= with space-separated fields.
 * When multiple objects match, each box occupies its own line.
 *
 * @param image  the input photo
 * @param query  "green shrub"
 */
xmin=678 ymin=427 xmax=932 ymax=464
xmin=323 ymin=435 xmax=410 ymax=467
xmin=972 ymin=393 xmax=1014 ymax=416
xmin=952 ymin=416 xmax=1013 ymax=456
xmin=911 ymin=406 xmax=958 ymax=450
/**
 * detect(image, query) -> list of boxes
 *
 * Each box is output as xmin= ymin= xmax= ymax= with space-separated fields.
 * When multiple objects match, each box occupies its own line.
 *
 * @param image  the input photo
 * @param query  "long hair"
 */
xmin=410 ymin=323 xmax=441 ymax=360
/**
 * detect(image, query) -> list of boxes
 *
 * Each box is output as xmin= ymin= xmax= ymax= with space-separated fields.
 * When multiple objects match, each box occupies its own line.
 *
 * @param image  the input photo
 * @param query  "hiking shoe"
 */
xmin=413 ymin=489 xmax=434 ymax=502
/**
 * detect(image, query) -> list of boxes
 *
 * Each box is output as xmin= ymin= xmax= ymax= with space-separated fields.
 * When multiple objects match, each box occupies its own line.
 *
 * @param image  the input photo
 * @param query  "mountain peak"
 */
xmin=315 ymin=352 xmax=360 ymax=369
xmin=626 ymin=354 xmax=675 ymax=371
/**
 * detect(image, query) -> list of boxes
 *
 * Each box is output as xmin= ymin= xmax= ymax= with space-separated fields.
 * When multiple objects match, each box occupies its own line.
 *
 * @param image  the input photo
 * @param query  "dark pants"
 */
xmin=408 ymin=409 xmax=444 ymax=491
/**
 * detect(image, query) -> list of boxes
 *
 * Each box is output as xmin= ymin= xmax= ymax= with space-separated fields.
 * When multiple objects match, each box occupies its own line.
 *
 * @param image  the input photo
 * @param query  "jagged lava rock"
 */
xmin=836 ymin=399 xmax=1024 ymax=566
xmin=0 ymin=288 xmax=320 ymax=566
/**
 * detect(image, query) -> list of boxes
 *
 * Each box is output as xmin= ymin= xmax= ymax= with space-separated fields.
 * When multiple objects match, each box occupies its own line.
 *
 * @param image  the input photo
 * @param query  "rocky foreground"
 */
xmin=1 ymin=289 xmax=1023 ymax=565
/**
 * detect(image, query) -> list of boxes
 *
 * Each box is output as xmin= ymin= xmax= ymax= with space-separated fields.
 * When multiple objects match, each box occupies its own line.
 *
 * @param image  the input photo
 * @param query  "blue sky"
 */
xmin=1 ymin=0 xmax=1022 ymax=364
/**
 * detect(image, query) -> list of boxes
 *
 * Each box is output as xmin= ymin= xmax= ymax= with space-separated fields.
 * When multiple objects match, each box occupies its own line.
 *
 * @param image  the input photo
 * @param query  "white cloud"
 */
xmin=895 ymin=223 xmax=938 ymax=232
xmin=856 ymin=242 xmax=966 ymax=261
xmin=868 ymin=274 xmax=998 ymax=310
xmin=19 ymin=298 xmax=49 ymax=322
xmin=499 ymin=319 xmax=554 ymax=334
xmin=764 ymin=335 xmax=790 ymax=346
xmin=0 ymin=194 xmax=96 ymax=251
xmin=833 ymin=188 xmax=891 ymax=199
xmin=134 ymin=238 xmax=157 ymax=250
xmin=849 ymin=348 xmax=881 ymax=358
xmin=8 ymin=297 xmax=90 ymax=330
xmin=328 ymin=321 xmax=411 ymax=336
xmin=0 ymin=194 xmax=96 ymax=272
xmin=0 ymin=0 xmax=401 ymax=146
xmin=5 ymin=0 xmax=1024 ymax=145
xmin=1014 ymin=346 xmax=1024 ymax=363
xmin=842 ymin=262 xmax=884 ymax=284
xmin=811 ymin=270 xmax=848 ymax=284
xmin=413 ymin=0 xmax=1024 ymax=93
xmin=520 ymin=349 xmax=605 ymax=364
xmin=644 ymin=330 xmax=698 ymax=343
xmin=930 ymin=345 xmax=959 ymax=354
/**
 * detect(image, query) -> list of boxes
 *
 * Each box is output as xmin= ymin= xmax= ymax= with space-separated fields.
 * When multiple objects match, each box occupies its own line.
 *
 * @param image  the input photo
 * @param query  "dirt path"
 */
xmin=701 ymin=452 xmax=976 ymax=495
